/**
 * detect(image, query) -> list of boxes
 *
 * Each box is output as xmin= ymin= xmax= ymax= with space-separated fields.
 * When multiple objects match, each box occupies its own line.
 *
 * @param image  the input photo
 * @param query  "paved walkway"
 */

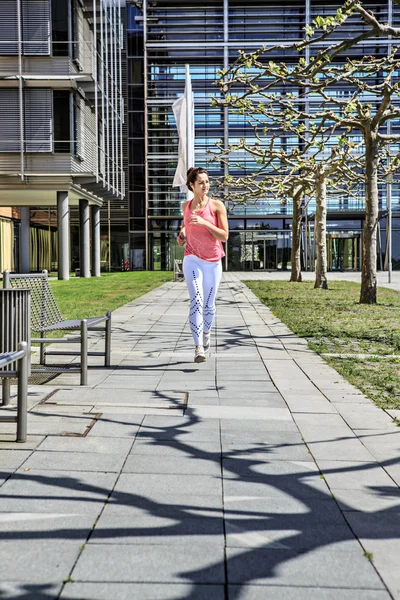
xmin=1 ymin=274 xmax=400 ymax=599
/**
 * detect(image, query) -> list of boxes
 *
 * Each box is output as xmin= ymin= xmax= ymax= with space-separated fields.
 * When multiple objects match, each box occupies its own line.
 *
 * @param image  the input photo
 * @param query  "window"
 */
xmin=53 ymin=91 xmax=71 ymax=153
xmin=52 ymin=0 xmax=69 ymax=56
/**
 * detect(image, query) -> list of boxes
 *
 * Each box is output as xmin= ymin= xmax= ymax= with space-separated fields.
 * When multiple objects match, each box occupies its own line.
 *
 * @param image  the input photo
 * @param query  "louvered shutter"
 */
xmin=0 ymin=89 xmax=20 ymax=152
xmin=24 ymin=89 xmax=52 ymax=152
xmin=73 ymin=2 xmax=84 ymax=70
xmin=0 ymin=1 xmax=18 ymax=55
xmin=22 ymin=0 xmax=50 ymax=55
xmin=75 ymin=96 xmax=85 ymax=158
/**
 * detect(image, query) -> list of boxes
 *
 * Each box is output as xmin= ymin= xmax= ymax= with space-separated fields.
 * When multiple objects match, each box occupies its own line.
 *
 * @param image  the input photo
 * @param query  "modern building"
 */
xmin=0 ymin=0 xmax=124 ymax=278
xmin=127 ymin=0 xmax=400 ymax=272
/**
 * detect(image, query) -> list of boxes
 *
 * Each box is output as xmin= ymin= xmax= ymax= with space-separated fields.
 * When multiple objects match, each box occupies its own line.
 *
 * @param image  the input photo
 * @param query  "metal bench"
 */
xmin=3 ymin=270 xmax=111 ymax=386
xmin=0 ymin=342 xmax=29 ymax=442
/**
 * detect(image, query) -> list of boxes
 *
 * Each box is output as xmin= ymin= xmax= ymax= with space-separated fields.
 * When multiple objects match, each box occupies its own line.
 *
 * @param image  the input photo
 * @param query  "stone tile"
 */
xmin=114 ymin=472 xmax=222 ymax=498
xmin=227 ymin=585 xmax=391 ymax=599
xmin=19 ymin=451 xmax=126 ymax=473
xmin=0 ymin=436 xmax=45 ymax=449
xmin=0 ymin=541 xmax=80 ymax=583
xmin=226 ymin=545 xmax=385 ymax=588
xmin=317 ymin=460 xmax=396 ymax=490
xmin=225 ymin=521 xmax=357 ymax=551
xmin=37 ymin=436 xmax=132 ymax=454
xmin=221 ymin=431 xmax=303 ymax=446
xmin=223 ymin=474 xmax=330 ymax=500
xmin=333 ymin=488 xmax=400 ymax=512
xmin=61 ymin=583 xmax=224 ymax=600
xmin=90 ymin=509 xmax=224 ymax=545
xmin=0 ymin=582 xmax=62 ymax=599
xmin=189 ymin=407 xmax=291 ymax=422
xmin=140 ymin=415 xmax=219 ymax=430
xmin=123 ymin=454 xmax=220 ymax=476
xmin=0 ymin=470 xmax=117 ymax=514
xmin=0 ymin=450 xmax=32 ymax=469
xmin=0 ymin=512 xmax=95 ymax=542
xmin=87 ymin=415 xmax=144 ymax=438
xmin=222 ymin=443 xmax=313 ymax=462
xmin=71 ymin=543 xmax=225 ymax=583
xmin=218 ymin=396 xmax=286 ymax=408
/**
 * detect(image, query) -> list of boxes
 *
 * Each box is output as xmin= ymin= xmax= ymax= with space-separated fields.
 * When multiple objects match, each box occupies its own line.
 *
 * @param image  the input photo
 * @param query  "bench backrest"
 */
xmin=3 ymin=270 xmax=63 ymax=332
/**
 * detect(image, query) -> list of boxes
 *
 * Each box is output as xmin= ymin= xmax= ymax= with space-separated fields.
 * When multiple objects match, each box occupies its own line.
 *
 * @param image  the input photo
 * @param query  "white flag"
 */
xmin=172 ymin=65 xmax=194 ymax=193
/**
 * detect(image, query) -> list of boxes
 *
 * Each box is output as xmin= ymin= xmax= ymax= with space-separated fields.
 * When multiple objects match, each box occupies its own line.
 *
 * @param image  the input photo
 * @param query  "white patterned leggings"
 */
xmin=183 ymin=254 xmax=222 ymax=346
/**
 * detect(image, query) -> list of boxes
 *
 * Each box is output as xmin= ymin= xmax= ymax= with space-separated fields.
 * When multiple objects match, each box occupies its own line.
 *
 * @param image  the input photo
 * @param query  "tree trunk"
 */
xmin=290 ymin=189 xmax=303 ymax=282
xmin=360 ymin=130 xmax=379 ymax=304
xmin=314 ymin=172 xmax=328 ymax=289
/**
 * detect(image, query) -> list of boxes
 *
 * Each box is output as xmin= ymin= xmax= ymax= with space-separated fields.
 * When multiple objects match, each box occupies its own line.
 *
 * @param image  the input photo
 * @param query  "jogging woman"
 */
xmin=176 ymin=167 xmax=229 ymax=363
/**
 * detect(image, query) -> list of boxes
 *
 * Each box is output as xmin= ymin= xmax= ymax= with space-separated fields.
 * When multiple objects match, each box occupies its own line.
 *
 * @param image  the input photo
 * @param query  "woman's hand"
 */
xmin=189 ymin=214 xmax=207 ymax=226
xmin=176 ymin=231 xmax=185 ymax=247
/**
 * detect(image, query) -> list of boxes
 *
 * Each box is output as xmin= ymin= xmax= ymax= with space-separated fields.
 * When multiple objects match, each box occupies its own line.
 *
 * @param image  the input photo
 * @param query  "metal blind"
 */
xmin=22 ymin=0 xmax=50 ymax=55
xmin=0 ymin=89 xmax=20 ymax=152
xmin=0 ymin=0 xmax=18 ymax=55
xmin=24 ymin=89 xmax=52 ymax=152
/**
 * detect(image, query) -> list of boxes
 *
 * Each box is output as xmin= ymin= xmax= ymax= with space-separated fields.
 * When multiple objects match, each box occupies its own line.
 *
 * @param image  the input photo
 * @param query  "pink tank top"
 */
xmin=183 ymin=198 xmax=225 ymax=262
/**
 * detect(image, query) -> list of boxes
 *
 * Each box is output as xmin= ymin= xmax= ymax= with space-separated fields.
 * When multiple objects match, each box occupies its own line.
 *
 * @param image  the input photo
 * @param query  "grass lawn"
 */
xmin=245 ymin=280 xmax=400 ymax=410
xmin=49 ymin=271 xmax=173 ymax=320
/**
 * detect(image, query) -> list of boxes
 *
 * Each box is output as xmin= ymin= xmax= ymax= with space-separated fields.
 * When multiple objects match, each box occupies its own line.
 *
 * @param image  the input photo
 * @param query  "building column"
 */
xmin=91 ymin=204 xmax=101 ymax=277
xmin=79 ymin=199 xmax=90 ymax=278
xmin=20 ymin=206 xmax=30 ymax=273
xmin=57 ymin=191 xmax=70 ymax=280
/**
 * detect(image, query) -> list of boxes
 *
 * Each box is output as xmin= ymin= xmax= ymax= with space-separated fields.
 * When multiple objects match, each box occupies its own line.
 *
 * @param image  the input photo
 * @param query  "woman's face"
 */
xmin=191 ymin=173 xmax=209 ymax=196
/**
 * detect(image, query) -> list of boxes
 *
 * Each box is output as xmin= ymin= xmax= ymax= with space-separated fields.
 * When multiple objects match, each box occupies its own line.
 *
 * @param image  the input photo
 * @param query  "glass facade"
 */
xmin=127 ymin=0 xmax=400 ymax=271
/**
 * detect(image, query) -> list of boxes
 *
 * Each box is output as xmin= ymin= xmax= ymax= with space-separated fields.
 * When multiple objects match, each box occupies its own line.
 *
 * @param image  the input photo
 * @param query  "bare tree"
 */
xmin=213 ymin=1 xmax=400 ymax=302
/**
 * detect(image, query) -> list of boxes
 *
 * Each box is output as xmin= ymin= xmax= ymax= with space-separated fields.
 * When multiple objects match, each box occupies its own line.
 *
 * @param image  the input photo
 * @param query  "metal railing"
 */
xmin=0 ymin=342 xmax=29 ymax=443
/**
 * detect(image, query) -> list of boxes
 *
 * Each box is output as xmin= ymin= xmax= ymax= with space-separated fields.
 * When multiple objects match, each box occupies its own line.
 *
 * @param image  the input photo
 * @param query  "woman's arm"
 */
xmin=189 ymin=200 xmax=229 ymax=242
xmin=176 ymin=202 xmax=188 ymax=246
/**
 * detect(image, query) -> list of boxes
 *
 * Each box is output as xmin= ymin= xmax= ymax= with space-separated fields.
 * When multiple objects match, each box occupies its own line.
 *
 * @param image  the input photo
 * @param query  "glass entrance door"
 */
xmin=327 ymin=234 xmax=361 ymax=271
xmin=253 ymin=235 xmax=277 ymax=270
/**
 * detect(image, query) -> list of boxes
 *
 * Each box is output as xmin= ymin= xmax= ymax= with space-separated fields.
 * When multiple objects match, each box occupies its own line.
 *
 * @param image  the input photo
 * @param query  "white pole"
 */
xmin=185 ymin=64 xmax=192 ymax=202
xmin=388 ymin=175 xmax=392 ymax=284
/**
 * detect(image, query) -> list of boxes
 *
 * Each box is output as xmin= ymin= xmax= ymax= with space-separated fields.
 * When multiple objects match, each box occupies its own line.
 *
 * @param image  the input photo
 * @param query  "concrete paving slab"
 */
xmin=0 ymin=512 xmax=96 ymax=541
xmin=222 ymin=443 xmax=313 ymax=462
xmin=0 ymin=541 xmax=81 ymax=583
xmin=114 ymin=472 xmax=222 ymax=498
xmin=0 ymin=583 xmax=62 ymax=599
xmin=317 ymin=460 xmax=397 ymax=490
xmin=123 ymin=454 xmax=221 ymax=476
xmin=19 ymin=450 xmax=127 ymax=473
xmin=61 ymin=582 xmax=225 ymax=600
xmin=0 ymin=436 xmax=45 ymax=449
xmin=227 ymin=585 xmax=391 ymax=599
xmin=0 ymin=470 xmax=117 ymax=514
xmin=226 ymin=545 xmax=385 ymax=589
xmin=71 ymin=543 xmax=225 ymax=583
xmin=130 ymin=439 xmax=221 ymax=458
xmin=223 ymin=476 xmax=330 ymax=500
xmin=333 ymin=488 xmax=400 ymax=512
xmin=90 ymin=511 xmax=224 ymax=545
xmin=188 ymin=407 xmax=292 ymax=422
xmin=0 ymin=450 xmax=32 ymax=469
xmin=86 ymin=415 xmax=144 ymax=437
xmin=37 ymin=436 xmax=133 ymax=454
xmin=217 ymin=396 xmax=286 ymax=408
xmin=225 ymin=522 xmax=357 ymax=551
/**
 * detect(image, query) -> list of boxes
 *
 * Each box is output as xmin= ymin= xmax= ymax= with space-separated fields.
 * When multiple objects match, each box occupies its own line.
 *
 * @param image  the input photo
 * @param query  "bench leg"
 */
xmin=40 ymin=333 xmax=46 ymax=365
xmin=105 ymin=312 xmax=111 ymax=367
xmin=1 ymin=378 xmax=10 ymax=406
xmin=80 ymin=319 xmax=88 ymax=386
xmin=16 ymin=342 xmax=28 ymax=443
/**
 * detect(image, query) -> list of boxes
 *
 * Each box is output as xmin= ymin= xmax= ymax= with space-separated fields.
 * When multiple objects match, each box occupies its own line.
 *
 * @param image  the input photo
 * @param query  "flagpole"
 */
xmin=185 ymin=64 xmax=192 ymax=201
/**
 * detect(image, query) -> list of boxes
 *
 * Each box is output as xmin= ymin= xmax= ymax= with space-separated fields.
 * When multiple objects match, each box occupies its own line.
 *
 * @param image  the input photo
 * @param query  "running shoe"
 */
xmin=194 ymin=345 xmax=206 ymax=363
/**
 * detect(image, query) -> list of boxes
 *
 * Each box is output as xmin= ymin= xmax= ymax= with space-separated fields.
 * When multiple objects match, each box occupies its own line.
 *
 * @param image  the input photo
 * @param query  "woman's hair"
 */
xmin=186 ymin=167 xmax=208 ymax=190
